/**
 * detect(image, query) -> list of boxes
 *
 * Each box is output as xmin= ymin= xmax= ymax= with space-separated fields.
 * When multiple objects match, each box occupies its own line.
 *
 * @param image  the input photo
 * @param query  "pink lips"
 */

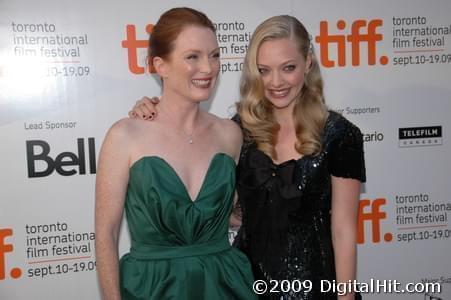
xmin=192 ymin=77 xmax=213 ymax=88
xmin=268 ymin=88 xmax=290 ymax=98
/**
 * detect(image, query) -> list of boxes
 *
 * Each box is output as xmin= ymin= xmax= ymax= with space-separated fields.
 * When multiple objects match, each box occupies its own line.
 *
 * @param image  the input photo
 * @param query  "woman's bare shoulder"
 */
xmin=102 ymin=118 xmax=158 ymax=153
xmin=203 ymin=113 xmax=243 ymax=159
xmin=204 ymin=113 xmax=242 ymax=139
xmin=109 ymin=117 xmax=154 ymax=136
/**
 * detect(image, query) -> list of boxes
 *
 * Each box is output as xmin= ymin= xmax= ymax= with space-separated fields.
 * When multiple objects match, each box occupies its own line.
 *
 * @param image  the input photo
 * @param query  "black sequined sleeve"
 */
xmin=329 ymin=119 xmax=366 ymax=182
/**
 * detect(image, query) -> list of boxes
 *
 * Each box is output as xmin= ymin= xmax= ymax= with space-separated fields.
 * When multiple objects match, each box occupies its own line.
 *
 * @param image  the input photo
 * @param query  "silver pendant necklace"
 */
xmin=180 ymin=115 xmax=197 ymax=144
xmin=160 ymin=107 xmax=198 ymax=144
xmin=184 ymin=130 xmax=195 ymax=144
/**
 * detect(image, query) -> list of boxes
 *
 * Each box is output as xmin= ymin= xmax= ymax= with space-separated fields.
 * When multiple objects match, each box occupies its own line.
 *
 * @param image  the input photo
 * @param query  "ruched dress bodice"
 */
xmin=120 ymin=153 xmax=256 ymax=300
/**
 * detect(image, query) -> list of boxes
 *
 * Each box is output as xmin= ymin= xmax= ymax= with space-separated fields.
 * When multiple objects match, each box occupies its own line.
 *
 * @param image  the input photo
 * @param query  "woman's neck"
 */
xmin=158 ymin=93 xmax=201 ymax=132
xmin=273 ymin=106 xmax=295 ymax=130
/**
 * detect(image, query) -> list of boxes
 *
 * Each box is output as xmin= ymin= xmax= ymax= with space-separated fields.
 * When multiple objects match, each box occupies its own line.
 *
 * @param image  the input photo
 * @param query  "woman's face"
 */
xmin=257 ymin=38 xmax=310 ymax=111
xmin=158 ymin=25 xmax=220 ymax=102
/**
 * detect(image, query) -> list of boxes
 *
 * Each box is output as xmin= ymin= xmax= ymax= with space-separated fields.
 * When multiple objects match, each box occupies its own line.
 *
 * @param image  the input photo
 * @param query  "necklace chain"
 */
xmin=159 ymin=107 xmax=198 ymax=144
xmin=182 ymin=127 xmax=195 ymax=144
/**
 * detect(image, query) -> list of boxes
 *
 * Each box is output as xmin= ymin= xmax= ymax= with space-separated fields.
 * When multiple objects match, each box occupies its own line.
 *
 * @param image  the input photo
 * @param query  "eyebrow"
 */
xmin=182 ymin=47 xmax=221 ymax=55
xmin=257 ymin=60 xmax=297 ymax=67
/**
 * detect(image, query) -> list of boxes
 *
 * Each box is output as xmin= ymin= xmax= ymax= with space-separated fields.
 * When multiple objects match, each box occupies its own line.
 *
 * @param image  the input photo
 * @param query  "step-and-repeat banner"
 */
xmin=1 ymin=0 xmax=450 ymax=299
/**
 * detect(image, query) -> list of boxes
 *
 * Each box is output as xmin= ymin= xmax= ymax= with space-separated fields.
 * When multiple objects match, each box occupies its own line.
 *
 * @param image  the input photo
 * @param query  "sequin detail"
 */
xmin=233 ymin=111 xmax=366 ymax=299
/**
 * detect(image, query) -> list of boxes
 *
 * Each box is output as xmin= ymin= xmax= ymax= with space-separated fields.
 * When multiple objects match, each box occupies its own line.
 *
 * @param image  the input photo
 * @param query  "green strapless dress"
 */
xmin=119 ymin=153 xmax=256 ymax=300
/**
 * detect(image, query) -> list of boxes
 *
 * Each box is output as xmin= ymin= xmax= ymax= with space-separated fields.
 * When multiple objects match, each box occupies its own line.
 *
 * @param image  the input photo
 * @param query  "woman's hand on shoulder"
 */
xmin=128 ymin=96 xmax=160 ymax=120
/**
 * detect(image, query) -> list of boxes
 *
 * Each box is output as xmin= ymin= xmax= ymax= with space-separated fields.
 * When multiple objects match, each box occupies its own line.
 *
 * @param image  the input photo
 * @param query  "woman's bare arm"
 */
xmin=331 ymin=176 xmax=361 ymax=300
xmin=95 ymin=121 xmax=131 ymax=300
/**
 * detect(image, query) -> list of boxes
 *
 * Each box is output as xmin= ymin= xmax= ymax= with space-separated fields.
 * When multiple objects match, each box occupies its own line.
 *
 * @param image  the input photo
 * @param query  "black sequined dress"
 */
xmin=233 ymin=111 xmax=366 ymax=299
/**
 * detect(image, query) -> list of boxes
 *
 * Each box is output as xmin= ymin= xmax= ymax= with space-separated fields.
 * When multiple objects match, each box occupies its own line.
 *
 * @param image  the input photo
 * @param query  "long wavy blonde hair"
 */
xmin=238 ymin=15 xmax=328 ymax=159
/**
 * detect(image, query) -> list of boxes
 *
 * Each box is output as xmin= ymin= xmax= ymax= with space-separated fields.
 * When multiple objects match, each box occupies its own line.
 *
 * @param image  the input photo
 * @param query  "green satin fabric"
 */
xmin=120 ymin=153 xmax=256 ymax=300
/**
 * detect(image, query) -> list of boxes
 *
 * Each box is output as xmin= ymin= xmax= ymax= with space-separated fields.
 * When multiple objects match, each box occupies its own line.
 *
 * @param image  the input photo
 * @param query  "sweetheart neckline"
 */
xmin=130 ymin=152 xmax=235 ymax=203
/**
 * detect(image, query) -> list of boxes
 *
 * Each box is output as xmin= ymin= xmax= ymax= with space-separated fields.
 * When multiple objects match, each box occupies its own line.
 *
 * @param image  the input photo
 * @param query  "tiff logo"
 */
xmin=357 ymin=198 xmax=392 ymax=244
xmin=121 ymin=24 xmax=156 ymax=74
xmin=0 ymin=228 xmax=22 ymax=280
xmin=315 ymin=19 xmax=388 ymax=67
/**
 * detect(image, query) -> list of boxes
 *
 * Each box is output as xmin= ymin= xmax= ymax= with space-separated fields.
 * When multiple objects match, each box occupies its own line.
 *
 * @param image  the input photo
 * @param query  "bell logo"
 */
xmin=121 ymin=24 xmax=156 ymax=74
xmin=0 ymin=228 xmax=22 ymax=280
xmin=26 ymin=138 xmax=96 ymax=178
xmin=315 ymin=19 xmax=388 ymax=67
xmin=357 ymin=198 xmax=392 ymax=244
